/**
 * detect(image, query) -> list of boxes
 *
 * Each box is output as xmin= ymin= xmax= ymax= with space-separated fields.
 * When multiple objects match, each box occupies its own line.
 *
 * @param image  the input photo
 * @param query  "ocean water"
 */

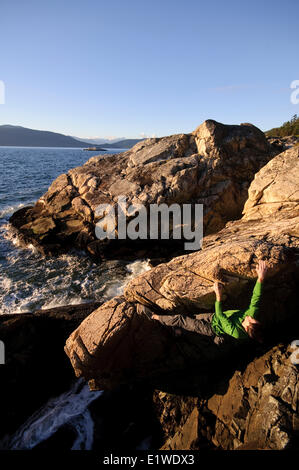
xmin=0 ymin=146 xmax=152 ymax=450
xmin=0 ymin=146 xmax=151 ymax=314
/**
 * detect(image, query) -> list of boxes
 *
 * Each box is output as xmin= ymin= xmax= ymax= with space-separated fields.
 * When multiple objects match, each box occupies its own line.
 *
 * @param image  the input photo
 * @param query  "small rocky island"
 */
xmin=2 ymin=120 xmax=299 ymax=450
xmin=83 ymin=146 xmax=107 ymax=151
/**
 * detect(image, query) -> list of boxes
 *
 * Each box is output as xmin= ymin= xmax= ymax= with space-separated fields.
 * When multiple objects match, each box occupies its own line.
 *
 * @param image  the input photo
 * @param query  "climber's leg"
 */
xmin=153 ymin=313 xmax=215 ymax=337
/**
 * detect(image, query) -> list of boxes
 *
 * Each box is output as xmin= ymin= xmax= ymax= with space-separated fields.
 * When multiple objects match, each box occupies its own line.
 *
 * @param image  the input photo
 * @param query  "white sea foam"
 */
xmin=0 ymin=256 xmax=152 ymax=450
xmin=6 ymin=379 xmax=102 ymax=450
xmin=0 ymin=222 xmax=152 ymax=315
xmin=0 ymin=255 xmax=152 ymax=448
xmin=0 ymin=276 xmax=12 ymax=292
xmin=104 ymin=258 xmax=151 ymax=298
xmin=126 ymin=258 xmax=152 ymax=275
xmin=0 ymin=202 xmax=34 ymax=220
xmin=1 ymin=146 xmax=142 ymax=448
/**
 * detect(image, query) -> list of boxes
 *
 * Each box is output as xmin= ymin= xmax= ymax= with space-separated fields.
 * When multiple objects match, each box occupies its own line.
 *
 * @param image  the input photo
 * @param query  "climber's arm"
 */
xmin=245 ymin=280 xmax=263 ymax=318
xmin=214 ymin=300 xmax=243 ymax=339
xmin=243 ymin=260 xmax=268 ymax=319
xmin=213 ymin=281 xmax=244 ymax=339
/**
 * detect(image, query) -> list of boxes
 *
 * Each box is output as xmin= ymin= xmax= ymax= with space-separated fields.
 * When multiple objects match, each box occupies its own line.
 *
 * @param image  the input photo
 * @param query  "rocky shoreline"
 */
xmin=1 ymin=120 xmax=299 ymax=450
xmin=9 ymin=120 xmax=279 ymax=259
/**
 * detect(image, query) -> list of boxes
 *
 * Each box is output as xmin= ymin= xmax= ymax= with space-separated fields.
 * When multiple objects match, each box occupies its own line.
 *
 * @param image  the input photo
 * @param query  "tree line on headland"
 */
xmin=266 ymin=114 xmax=299 ymax=137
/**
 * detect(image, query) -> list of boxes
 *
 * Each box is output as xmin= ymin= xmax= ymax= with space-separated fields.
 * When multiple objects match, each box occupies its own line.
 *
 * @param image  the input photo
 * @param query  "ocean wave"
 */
xmin=104 ymin=259 xmax=151 ymax=298
xmin=0 ymin=201 xmax=34 ymax=220
xmin=1 ymin=209 xmax=152 ymax=315
xmin=0 ymin=240 xmax=151 ymax=315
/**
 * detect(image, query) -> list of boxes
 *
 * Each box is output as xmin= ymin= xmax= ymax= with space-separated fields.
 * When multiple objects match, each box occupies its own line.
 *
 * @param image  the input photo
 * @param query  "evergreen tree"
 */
xmin=266 ymin=115 xmax=299 ymax=137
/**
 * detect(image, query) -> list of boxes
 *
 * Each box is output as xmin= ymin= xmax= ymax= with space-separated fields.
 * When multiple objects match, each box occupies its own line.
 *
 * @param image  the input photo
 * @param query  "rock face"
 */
xmin=125 ymin=146 xmax=299 ymax=320
xmin=243 ymin=146 xmax=299 ymax=221
xmin=208 ymin=344 xmax=299 ymax=450
xmin=153 ymin=344 xmax=299 ymax=450
xmin=65 ymin=146 xmax=299 ymax=398
xmin=10 ymin=120 xmax=275 ymax=259
xmin=6 ymin=122 xmax=298 ymax=451
xmin=64 ymin=294 xmax=240 ymax=392
xmin=267 ymin=135 xmax=299 ymax=154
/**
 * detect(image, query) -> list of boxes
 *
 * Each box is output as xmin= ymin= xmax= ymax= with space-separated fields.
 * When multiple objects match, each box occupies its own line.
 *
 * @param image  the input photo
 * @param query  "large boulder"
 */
xmin=125 ymin=146 xmax=299 ymax=323
xmin=64 ymin=223 xmax=298 ymax=392
xmin=243 ymin=146 xmax=299 ymax=221
xmin=9 ymin=120 xmax=275 ymax=259
xmin=64 ymin=147 xmax=299 ymax=391
xmin=64 ymin=295 xmax=234 ymax=392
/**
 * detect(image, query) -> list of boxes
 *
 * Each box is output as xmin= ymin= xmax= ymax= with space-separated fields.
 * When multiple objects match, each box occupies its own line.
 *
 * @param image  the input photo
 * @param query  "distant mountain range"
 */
xmin=0 ymin=124 xmax=145 ymax=149
xmin=74 ymin=136 xmax=145 ymax=148
xmin=73 ymin=136 xmax=126 ymax=145
xmin=0 ymin=125 xmax=92 ymax=148
xmin=98 ymin=139 xmax=145 ymax=149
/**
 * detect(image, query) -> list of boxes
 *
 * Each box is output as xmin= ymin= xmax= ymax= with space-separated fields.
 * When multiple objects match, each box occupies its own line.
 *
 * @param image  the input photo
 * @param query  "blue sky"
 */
xmin=1 ymin=0 xmax=298 ymax=139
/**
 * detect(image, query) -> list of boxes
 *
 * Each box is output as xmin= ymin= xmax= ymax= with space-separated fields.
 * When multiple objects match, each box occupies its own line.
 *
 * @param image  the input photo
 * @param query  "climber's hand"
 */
xmin=256 ymin=260 xmax=268 ymax=282
xmin=213 ymin=281 xmax=223 ymax=302
xmin=242 ymin=316 xmax=260 ymax=332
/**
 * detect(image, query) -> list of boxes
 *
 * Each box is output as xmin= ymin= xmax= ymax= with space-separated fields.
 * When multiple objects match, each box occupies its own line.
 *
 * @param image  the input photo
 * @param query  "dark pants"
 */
xmin=136 ymin=303 xmax=224 ymax=342
xmin=156 ymin=312 xmax=215 ymax=336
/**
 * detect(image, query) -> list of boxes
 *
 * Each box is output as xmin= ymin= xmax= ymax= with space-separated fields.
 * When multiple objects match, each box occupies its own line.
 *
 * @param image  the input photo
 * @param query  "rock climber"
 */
xmin=149 ymin=260 xmax=268 ymax=343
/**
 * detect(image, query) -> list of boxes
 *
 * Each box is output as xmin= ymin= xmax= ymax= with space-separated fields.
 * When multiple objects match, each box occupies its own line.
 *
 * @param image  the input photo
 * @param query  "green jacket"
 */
xmin=211 ymin=280 xmax=263 ymax=339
